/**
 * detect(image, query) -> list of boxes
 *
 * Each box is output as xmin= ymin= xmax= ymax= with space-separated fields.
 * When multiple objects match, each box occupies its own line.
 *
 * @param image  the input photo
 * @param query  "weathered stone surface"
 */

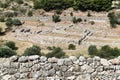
xmin=28 ymin=55 xmax=40 ymax=61
xmin=64 ymin=58 xmax=72 ymax=66
xmin=100 ymin=58 xmax=110 ymax=66
xmin=57 ymin=59 xmax=64 ymax=65
xmin=69 ymin=56 xmax=77 ymax=62
xmin=40 ymin=56 xmax=47 ymax=62
xmin=1 ymin=56 xmax=120 ymax=80
xmin=109 ymin=58 xmax=120 ymax=65
xmin=48 ymin=57 xmax=58 ymax=63
xmin=60 ymin=66 xmax=68 ymax=72
xmin=18 ymin=56 xmax=28 ymax=62
xmin=10 ymin=56 xmax=18 ymax=62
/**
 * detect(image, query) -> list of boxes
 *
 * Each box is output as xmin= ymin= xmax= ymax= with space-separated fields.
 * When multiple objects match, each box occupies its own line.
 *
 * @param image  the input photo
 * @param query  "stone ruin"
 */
xmin=1 ymin=55 xmax=120 ymax=80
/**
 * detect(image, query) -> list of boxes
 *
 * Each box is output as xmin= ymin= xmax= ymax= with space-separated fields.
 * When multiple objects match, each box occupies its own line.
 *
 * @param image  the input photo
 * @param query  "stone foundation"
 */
xmin=0 ymin=55 xmax=120 ymax=80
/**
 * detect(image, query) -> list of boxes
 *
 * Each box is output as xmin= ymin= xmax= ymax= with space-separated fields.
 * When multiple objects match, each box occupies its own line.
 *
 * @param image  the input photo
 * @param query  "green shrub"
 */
xmin=16 ymin=0 xmax=23 ymax=4
xmin=87 ymin=12 xmax=91 ymax=17
xmin=90 ymin=21 xmax=95 ymax=25
xmin=72 ymin=17 xmax=77 ymax=24
xmin=68 ymin=44 xmax=76 ymax=50
xmin=0 ymin=17 xmax=5 ymax=22
xmin=13 ymin=19 xmax=22 ymax=26
xmin=70 ymin=12 xmax=73 ymax=16
xmin=0 ymin=27 xmax=2 ymax=34
xmin=55 ymin=9 xmax=62 ymax=14
xmin=77 ymin=18 xmax=82 ymax=22
xmin=52 ymin=14 xmax=61 ymax=23
xmin=5 ymin=12 xmax=14 ymax=17
xmin=72 ymin=17 xmax=82 ymax=23
xmin=0 ymin=2 xmax=9 ymax=8
xmin=88 ymin=45 xmax=98 ymax=55
xmin=0 ymin=46 xmax=16 ymax=58
xmin=46 ymin=47 xmax=65 ymax=58
xmin=88 ymin=45 xmax=120 ymax=59
xmin=23 ymin=45 xmax=41 ymax=56
xmin=6 ymin=18 xmax=13 ymax=27
xmin=108 ymin=12 xmax=117 ymax=28
xmin=33 ymin=0 xmax=112 ymax=11
xmin=28 ymin=11 xmax=33 ymax=17
xmin=5 ymin=41 xmax=16 ymax=50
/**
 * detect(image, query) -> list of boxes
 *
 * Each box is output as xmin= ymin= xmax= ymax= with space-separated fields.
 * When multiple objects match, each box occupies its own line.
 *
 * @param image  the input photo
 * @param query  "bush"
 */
xmin=46 ymin=47 xmax=65 ymax=58
xmin=0 ymin=17 xmax=5 ymax=22
xmin=90 ymin=21 xmax=95 ymax=25
xmin=52 ymin=14 xmax=61 ymax=23
xmin=13 ymin=19 xmax=22 ymax=26
xmin=5 ymin=41 xmax=16 ymax=50
xmin=77 ymin=18 xmax=82 ymax=22
xmin=0 ymin=27 xmax=2 ymax=34
xmin=70 ymin=12 xmax=73 ymax=16
xmin=5 ymin=18 xmax=13 ymax=27
xmin=16 ymin=0 xmax=23 ymax=4
xmin=0 ymin=2 xmax=9 ymax=8
xmin=108 ymin=12 xmax=117 ymax=28
xmin=33 ymin=0 xmax=73 ymax=11
xmin=87 ymin=11 xmax=91 ymax=17
xmin=28 ymin=11 xmax=33 ymax=17
xmin=0 ymin=47 xmax=16 ymax=58
xmin=68 ymin=44 xmax=76 ymax=50
xmin=72 ymin=17 xmax=82 ymax=23
xmin=88 ymin=45 xmax=120 ymax=59
xmin=5 ymin=12 xmax=14 ymax=17
xmin=23 ymin=45 xmax=41 ymax=56
xmin=33 ymin=0 xmax=112 ymax=11
xmin=72 ymin=17 xmax=77 ymax=24
xmin=55 ymin=9 xmax=62 ymax=14
xmin=88 ymin=45 xmax=98 ymax=55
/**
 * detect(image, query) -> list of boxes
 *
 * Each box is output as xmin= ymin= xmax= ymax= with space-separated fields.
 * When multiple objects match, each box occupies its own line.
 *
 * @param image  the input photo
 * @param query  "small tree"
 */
xmin=28 ymin=11 xmax=33 ymax=17
xmin=0 ymin=47 xmax=16 ymax=58
xmin=5 ymin=41 xmax=16 ymax=50
xmin=23 ymin=45 xmax=41 ymax=56
xmin=68 ymin=44 xmax=76 ymax=50
xmin=52 ymin=14 xmax=61 ymax=23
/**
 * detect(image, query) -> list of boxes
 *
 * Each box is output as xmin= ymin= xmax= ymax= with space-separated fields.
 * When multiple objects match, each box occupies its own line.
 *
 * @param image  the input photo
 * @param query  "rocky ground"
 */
xmin=1 ymin=55 xmax=120 ymax=80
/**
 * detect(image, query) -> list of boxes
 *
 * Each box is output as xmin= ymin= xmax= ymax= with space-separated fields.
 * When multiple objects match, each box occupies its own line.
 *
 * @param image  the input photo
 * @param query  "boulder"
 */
xmin=48 ymin=57 xmax=58 ymax=63
xmin=18 ymin=56 xmax=28 ymax=63
xmin=57 ymin=59 xmax=64 ymax=65
xmin=28 ymin=55 xmax=40 ymax=61
xmin=100 ymin=58 xmax=110 ymax=66
xmin=10 ymin=56 xmax=18 ymax=62
xmin=69 ymin=56 xmax=77 ymax=62
xmin=40 ymin=56 xmax=47 ymax=62
xmin=64 ymin=58 xmax=72 ymax=66
xmin=109 ymin=59 xmax=120 ymax=65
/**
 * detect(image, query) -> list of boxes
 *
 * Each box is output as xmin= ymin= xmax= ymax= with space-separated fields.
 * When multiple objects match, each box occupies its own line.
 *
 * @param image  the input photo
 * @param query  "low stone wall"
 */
xmin=0 ymin=55 xmax=120 ymax=80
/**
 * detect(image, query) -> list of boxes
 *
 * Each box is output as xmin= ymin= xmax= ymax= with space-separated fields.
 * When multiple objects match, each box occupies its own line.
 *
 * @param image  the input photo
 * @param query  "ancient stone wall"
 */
xmin=0 ymin=55 xmax=120 ymax=80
